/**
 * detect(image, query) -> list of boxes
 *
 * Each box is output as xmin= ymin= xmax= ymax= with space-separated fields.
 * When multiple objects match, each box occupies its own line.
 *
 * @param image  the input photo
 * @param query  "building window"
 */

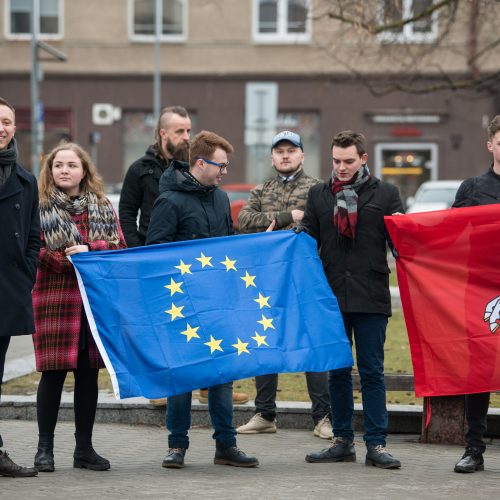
xmin=129 ymin=0 xmax=186 ymax=42
xmin=6 ymin=0 xmax=63 ymax=39
xmin=379 ymin=0 xmax=437 ymax=43
xmin=245 ymin=112 xmax=320 ymax=184
xmin=253 ymin=0 xmax=311 ymax=43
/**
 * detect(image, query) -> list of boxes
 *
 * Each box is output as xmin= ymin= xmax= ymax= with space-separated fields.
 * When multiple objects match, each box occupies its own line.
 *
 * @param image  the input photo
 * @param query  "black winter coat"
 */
xmin=119 ymin=144 xmax=170 ymax=247
xmin=302 ymin=176 xmax=403 ymax=316
xmin=452 ymin=166 xmax=500 ymax=208
xmin=0 ymin=164 xmax=40 ymax=337
xmin=146 ymin=161 xmax=233 ymax=244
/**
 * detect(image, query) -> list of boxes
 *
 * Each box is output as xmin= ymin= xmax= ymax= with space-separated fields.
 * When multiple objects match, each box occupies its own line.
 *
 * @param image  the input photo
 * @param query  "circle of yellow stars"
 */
xmin=164 ymin=252 xmax=275 ymax=356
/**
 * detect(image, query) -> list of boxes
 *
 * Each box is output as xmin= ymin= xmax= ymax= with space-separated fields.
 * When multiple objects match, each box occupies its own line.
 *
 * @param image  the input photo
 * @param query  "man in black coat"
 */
xmin=452 ymin=115 xmax=500 ymax=473
xmin=119 ymin=106 xmax=191 ymax=248
xmin=146 ymin=131 xmax=258 ymax=470
xmin=303 ymin=130 xmax=403 ymax=469
xmin=0 ymin=97 xmax=39 ymax=477
xmin=119 ymin=106 xmax=191 ymax=406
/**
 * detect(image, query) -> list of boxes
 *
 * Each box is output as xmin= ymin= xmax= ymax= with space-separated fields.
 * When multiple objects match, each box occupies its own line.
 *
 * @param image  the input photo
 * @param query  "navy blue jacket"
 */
xmin=146 ymin=161 xmax=233 ymax=245
xmin=0 ymin=163 xmax=40 ymax=337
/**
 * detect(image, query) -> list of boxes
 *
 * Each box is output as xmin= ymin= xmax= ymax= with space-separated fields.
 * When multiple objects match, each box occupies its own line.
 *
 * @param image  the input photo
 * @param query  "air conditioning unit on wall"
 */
xmin=92 ymin=103 xmax=122 ymax=126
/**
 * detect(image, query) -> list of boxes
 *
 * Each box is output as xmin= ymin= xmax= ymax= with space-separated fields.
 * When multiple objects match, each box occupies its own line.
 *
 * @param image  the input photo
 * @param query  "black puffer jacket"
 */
xmin=452 ymin=166 xmax=500 ymax=208
xmin=302 ymin=176 xmax=403 ymax=316
xmin=119 ymin=144 xmax=170 ymax=247
xmin=146 ymin=161 xmax=233 ymax=244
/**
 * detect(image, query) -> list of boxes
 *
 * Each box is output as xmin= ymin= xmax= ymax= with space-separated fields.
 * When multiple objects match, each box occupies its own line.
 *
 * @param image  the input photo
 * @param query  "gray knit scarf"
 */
xmin=40 ymin=188 xmax=120 ymax=250
xmin=0 ymin=137 xmax=17 ymax=187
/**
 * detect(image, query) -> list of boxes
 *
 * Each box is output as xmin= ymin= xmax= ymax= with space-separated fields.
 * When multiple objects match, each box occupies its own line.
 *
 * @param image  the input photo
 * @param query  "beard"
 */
xmin=165 ymin=139 xmax=189 ymax=163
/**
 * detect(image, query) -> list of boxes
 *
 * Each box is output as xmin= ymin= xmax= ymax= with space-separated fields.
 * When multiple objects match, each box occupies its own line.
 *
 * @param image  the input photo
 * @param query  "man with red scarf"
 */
xmin=302 ymin=130 xmax=403 ymax=469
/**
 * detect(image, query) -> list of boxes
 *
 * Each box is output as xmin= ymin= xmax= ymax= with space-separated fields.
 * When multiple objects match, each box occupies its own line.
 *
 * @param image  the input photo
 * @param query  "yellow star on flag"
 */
xmin=220 ymin=256 xmax=237 ymax=272
xmin=175 ymin=260 xmax=192 ymax=275
xmin=196 ymin=252 xmax=213 ymax=268
xmin=164 ymin=277 xmax=183 ymax=296
xmin=165 ymin=303 xmax=185 ymax=321
xmin=252 ymin=332 xmax=269 ymax=347
xmin=232 ymin=338 xmax=250 ymax=356
xmin=180 ymin=323 xmax=200 ymax=342
xmin=204 ymin=335 xmax=223 ymax=354
xmin=254 ymin=293 xmax=270 ymax=309
xmin=257 ymin=314 xmax=275 ymax=331
xmin=240 ymin=271 xmax=256 ymax=288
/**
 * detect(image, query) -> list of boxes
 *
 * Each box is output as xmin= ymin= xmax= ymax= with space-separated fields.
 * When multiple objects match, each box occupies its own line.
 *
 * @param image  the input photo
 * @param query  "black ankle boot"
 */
xmin=73 ymin=434 xmax=110 ymax=471
xmin=34 ymin=435 xmax=55 ymax=472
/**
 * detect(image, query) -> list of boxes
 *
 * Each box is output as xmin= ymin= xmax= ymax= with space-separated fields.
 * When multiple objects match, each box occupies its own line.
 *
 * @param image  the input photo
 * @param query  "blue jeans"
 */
xmin=166 ymin=382 xmax=236 ymax=449
xmin=329 ymin=313 xmax=388 ymax=446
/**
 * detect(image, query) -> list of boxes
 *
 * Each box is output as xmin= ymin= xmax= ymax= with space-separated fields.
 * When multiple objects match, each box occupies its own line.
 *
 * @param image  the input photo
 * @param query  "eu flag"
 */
xmin=70 ymin=231 xmax=353 ymax=399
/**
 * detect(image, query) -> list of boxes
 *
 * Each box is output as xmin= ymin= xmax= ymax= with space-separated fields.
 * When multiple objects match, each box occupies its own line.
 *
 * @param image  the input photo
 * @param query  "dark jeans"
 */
xmin=0 ymin=336 xmax=11 ymax=448
xmin=465 ymin=392 xmax=490 ymax=452
xmin=166 ymin=382 xmax=236 ymax=450
xmin=255 ymin=372 xmax=330 ymax=424
xmin=329 ymin=312 xmax=388 ymax=446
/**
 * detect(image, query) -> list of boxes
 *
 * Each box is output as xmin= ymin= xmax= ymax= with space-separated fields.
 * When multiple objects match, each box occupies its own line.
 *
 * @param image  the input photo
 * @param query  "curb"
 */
xmin=4 ymin=394 xmax=500 ymax=437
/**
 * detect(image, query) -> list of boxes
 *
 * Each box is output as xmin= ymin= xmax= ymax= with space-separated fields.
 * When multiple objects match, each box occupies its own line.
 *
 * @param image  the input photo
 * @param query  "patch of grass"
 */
xmin=4 ymin=310 xmax=500 ymax=408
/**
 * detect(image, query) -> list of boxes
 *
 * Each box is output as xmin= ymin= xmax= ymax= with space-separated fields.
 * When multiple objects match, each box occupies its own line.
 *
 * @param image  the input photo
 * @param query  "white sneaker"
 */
xmin=313 ymin=416 xmax=333 ymax=439
xmin=236 ymin=413 xmax=277 ymax=434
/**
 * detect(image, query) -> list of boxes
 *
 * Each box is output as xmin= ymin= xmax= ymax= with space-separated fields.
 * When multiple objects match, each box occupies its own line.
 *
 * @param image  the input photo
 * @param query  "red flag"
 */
xmin=385 ymin=205 xmax=500 ymax=397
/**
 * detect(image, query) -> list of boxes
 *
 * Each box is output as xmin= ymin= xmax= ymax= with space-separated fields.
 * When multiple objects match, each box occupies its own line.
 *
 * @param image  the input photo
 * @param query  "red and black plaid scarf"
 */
xmin=331 ymin=165 xmax=370 ymax=239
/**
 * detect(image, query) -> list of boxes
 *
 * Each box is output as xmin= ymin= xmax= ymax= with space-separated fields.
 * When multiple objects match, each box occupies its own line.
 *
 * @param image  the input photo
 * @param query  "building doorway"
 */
xmin=374 ymin=142 xmax=438 ymax=207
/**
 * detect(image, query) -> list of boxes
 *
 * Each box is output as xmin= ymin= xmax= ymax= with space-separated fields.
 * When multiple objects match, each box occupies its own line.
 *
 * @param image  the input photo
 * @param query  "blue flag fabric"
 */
xmin=70 ymin=231 xmax=353 ymax=399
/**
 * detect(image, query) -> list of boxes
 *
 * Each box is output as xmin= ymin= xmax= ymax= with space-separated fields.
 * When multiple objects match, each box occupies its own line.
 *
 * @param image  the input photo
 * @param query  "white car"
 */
xmin=406 ymin=180 xmax=463 ymax=214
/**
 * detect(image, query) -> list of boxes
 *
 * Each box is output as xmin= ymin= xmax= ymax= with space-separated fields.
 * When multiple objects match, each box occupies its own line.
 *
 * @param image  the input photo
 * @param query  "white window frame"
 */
xmin=378 ymin=0 xmax=438 ymax=44
xmin=252 ymin=0 xmax=311 ymax=44
xmin=5 ymin=0 xmax=64 ymax=41
xmin=128 ymin=0 xmax=187 ymax=43
xmin=374 ymin=142 xmax=439 ymax=180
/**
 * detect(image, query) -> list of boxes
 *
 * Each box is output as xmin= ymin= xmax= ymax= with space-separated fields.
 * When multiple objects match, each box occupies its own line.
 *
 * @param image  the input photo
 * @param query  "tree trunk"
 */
xmin=421 ymin=395 xmax=466 ymax=444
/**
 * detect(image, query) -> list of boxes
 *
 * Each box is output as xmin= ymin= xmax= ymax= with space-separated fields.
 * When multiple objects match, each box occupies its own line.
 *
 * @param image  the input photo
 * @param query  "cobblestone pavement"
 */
xmin=1 ymin=420 xmax=499 ymax=499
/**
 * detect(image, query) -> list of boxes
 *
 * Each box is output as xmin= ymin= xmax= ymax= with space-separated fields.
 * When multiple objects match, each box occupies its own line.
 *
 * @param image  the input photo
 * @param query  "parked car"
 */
xmin=406 ymin=180 xmax=463 ymax=214
xmin=221 ymin=183 xmax=255 ymax=231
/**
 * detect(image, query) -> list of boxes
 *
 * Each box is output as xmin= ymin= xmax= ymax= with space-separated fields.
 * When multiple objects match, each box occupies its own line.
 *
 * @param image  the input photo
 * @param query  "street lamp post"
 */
xmin=153 ymin=0 xmax=162 ymax=119
xmin=30 ymin=0 xmax=42 ymax=178
xmin=30 ymin=0 xmax=67 ymax=178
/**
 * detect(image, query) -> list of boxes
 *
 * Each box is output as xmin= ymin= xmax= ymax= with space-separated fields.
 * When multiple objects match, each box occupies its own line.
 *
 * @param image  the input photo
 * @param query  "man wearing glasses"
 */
xmin=146 ymin=130 xmax=259 ymax=469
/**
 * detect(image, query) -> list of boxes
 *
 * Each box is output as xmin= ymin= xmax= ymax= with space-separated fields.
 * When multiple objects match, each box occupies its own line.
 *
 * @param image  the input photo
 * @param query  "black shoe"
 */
xmin=305 ymin=437 xmax=356 ymax=463
xmin=34 ymin=435 xmax=55 ymax=472
xmin=73 ymin=447 xmax=110 ymax=471
xmin=214 ymin=446 xmax=259 ymax=467
xmin=365 ymin=444 xmax=401 ymax=469
xmin=162 ymin=448 xmax=186 ymax=469
xmin=0 ymin=451 xmax=38 ymax=477
xmin=454 ymin=447 xmax=484 ymax=473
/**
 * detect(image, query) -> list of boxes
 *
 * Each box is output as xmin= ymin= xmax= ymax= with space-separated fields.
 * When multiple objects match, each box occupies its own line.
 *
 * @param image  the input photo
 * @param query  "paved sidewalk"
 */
xmin=1 ymin=420 xmax=499 ymax=500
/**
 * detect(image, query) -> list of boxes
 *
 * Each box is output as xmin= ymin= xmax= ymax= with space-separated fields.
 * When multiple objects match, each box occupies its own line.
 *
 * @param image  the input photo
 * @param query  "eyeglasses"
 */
xmin=195 ymin=157 xmax=229 ymax=173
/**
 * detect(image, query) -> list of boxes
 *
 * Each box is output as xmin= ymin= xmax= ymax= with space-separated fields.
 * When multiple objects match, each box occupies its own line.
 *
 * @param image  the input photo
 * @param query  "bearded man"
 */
xmin=119 ymin=106 xmax=191 ymax=248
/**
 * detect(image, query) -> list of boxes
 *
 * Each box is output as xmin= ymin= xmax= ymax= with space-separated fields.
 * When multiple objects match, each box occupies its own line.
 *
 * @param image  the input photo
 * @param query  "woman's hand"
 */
xmin=65 ymin=245 xmax=89 ymax=256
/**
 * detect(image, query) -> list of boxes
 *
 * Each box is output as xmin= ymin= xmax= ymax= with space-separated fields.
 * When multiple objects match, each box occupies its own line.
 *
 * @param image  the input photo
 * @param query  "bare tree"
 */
xmin=313 ymin=0 xmax=500 ymax=95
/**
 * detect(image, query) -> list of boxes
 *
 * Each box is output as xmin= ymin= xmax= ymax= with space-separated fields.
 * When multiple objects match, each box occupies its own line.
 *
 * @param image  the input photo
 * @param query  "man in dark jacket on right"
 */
xmin=452 ymin=115 xmax=500 ymax=474
xmin=303 ymin=130 xmax=403 ymax=470
xmin=119 ymin=106 xmax=191 ymax=248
